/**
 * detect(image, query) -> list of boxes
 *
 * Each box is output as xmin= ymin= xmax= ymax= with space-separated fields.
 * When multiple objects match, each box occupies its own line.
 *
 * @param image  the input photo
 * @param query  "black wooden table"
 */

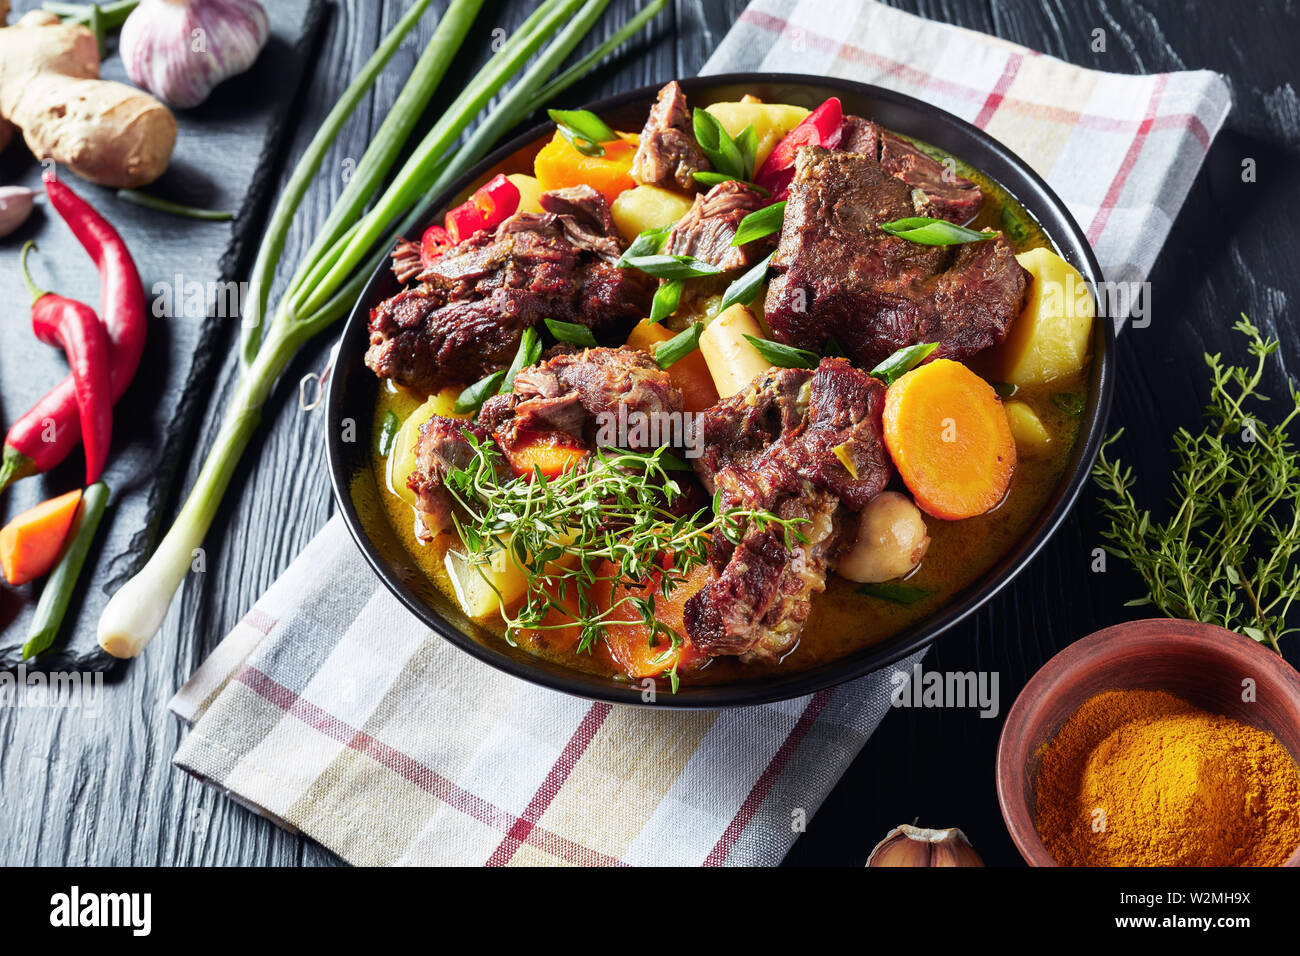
xmin=1 ymin=0 xmax=1297 ymax=867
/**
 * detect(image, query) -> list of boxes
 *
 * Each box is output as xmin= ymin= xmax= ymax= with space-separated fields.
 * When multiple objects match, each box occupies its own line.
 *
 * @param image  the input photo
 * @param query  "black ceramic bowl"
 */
xmin=326 ymin=73 xmax=1113 ymax=708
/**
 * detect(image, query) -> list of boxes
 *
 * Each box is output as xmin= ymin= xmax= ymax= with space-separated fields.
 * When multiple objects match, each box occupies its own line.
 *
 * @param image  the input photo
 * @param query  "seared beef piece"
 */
xmin=391 ymin=238 xmax=423 ymax=285
xmin=764 ymin=146 xmax=1027 ymax=371
xmin=632 ymin=80 xmax=711 ymax=191
xmin=838 ymin=113 xmax=983 ymax=224
xmin=685 ymin=358 xmax=891 ymax=662
xmin=665 ymin=180 xmax=772 ymax=271
xmin=406 ymin=418 xmax=494 ymax=538
xmin=539 ymin=185 xmax=623 ymax=262
xmin=479 ymin=346 xmax=681 ymax=452
xmin=368 ymin=205 xmax=650 ymax=392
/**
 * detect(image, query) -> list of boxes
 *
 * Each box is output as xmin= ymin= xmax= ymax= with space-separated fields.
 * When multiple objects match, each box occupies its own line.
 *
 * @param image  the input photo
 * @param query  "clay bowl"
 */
xmin=996 ymin=618 xmax=1300 ymax=866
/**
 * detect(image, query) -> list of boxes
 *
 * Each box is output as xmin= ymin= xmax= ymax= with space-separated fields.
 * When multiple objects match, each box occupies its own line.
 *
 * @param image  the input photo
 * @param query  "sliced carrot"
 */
xmin=882 ymin=359 xmax=1016 ymax=520
xmin=625 ymin=318 xmax=719 ymax=413
xmin=502 ymin=430 xmax=588 ymax=480
xmin=588 ymin=559 xmax=711 ymax=679
xmin=0 ymin=489 xmax=83 ymax=586
xmin=534 ymin=131 xmax=639 ymax=206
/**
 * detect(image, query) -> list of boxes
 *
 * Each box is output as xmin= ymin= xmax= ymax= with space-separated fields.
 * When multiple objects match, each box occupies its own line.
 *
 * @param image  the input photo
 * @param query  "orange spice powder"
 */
xmin=1035 ymin=689 xmax=1300 ymax=866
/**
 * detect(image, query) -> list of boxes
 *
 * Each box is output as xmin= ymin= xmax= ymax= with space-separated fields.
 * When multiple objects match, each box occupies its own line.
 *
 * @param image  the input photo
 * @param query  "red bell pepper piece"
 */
xmin=471 ymin=174 xmax=521 ymax=229
xmin=754 ymin=97 xmax=844 ymax=200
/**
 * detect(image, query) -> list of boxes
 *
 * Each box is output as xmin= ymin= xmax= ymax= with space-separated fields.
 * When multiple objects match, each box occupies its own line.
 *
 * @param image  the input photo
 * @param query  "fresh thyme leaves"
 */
xmin=1092 ymin=316 xmax=1300 ymax=652
xmin=442 ymin=438 xmax=808 ymax=684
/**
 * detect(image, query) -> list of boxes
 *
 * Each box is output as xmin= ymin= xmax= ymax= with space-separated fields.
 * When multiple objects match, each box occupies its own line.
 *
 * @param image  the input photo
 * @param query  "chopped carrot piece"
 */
xmin=587 ymin=559 xmax=710 ymax=679
xmin=882 ymin=359 xmax=1016 ymax=520
xmin=534 ymin=131 xmax=639 ymax=206
xmin=502 ymin=431 xmax=588 ymax=480
xmin=625 ymin=318 xmax=719 ymax=413
xmin=0 ymin=489 xmax=83 ymax=586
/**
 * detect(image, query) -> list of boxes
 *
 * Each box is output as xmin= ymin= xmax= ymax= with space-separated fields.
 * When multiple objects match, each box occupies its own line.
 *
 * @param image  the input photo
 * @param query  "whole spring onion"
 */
xmin=98 ymin=0 xmax=668 ymax=657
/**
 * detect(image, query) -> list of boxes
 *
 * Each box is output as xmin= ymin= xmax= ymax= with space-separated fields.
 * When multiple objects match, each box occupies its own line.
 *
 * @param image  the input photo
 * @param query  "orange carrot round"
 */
xmin=588 ymin=559 xmax=710 ymax=679
xmin=0 ymin=488 xmax=83 ymax=586
xmin=882 ymin=359 xmax=1016 ymax=520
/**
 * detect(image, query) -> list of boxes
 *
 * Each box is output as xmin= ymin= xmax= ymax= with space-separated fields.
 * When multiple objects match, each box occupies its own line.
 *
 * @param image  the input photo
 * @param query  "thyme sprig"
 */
xmin=443 ymin=436 xmax=807 ymax=689
xmin=1092 ymin=316 xmax=1300 ymax=651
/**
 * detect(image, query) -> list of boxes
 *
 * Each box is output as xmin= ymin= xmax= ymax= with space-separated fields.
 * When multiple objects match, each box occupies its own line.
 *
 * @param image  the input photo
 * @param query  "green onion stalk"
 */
xmin=97 ymin=0 xmax=667 ymax=657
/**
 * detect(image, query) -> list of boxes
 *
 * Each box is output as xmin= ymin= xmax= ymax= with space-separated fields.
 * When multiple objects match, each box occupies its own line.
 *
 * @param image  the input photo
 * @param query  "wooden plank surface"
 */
xmin=1 ymin=0 xmax=1297 ymax=867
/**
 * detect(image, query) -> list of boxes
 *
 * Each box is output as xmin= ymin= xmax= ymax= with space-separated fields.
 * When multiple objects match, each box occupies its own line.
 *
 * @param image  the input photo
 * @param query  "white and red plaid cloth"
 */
xmin=170 ymin=0 xmax=1230 ymax=866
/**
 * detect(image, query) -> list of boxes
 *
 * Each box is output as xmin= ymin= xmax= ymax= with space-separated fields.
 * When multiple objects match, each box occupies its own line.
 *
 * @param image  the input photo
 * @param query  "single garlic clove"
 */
xmin=0 ymin=186 xmax=38 ymax=237
xmin=121 ymin=0 xmax=270 ymax=110
xmin=866 ymin=823 xmax=984 ymax=867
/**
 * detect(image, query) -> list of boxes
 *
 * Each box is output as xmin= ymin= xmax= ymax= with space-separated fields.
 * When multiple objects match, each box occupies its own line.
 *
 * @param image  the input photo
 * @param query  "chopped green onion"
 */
xmin=731 ymin=200 xmax=786 ymax=247
xmin=377 ymin=410 xmax=401 ymax=457
xmin=655 ymin=322 xmax=703 ymax=369
xmin=23 ymin=482 xmax=110 ymax=660
xmin=823 ymin=335 xmax=847 ymax=358
xmin=870 ymin=342 xmax=938 ymax=385
xmin=743 ymin=334 xmax=819 ymax=369
xmin=621 ymin=254 xmax=721 ymax=280
xmin=735 ymin=125 xmax=758 ymax=181
xmin=500 ymin=326 xmax=542 ymax=393
xmin=878 ymin=217 xmax=993 ymax=245
xmin=548 ymin=107 xmax=618 ymax=156
xmin=856 ymin=582 xmax=931 ymax=605
xmin=692 ymin=108 xmax=749 ymax=181
xmin=692 ymin=171 xmax=770 ymax=196
xmin=116 ymin=189 xmax=234 ymax=221
xmin=719 ymin=251 xmax=773 ymax=310
xmin=544 ymin=318 xmax=597 ymax=347
xmin=617 ymin=226 xmax=670 ymax=266
xmin=456 ymin=370 xmax=508 ymax=414
xmin=649 ymin=279 xmax=683 ymax=324
xmin=991 ymin=381 xmax=1017 ymax=399
xmin=1053 ymin=391 xmax=1086 ymax=416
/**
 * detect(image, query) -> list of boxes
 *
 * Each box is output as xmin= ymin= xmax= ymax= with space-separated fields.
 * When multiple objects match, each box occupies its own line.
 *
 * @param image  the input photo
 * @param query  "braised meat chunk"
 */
xmin=632 ymin=80 xmax=711 ymax=191
xmin=366 ymin=193 xmax=650 ymax=393
xmin=665 ymin=180 xmax=772 ymax=271
xmin=406 ymin=347 xmax=683 ymax=537
xmin=764 ymin=146 xmax=1027 ymax=371
xmin=684 ymin=358 xmax=891 ymax=662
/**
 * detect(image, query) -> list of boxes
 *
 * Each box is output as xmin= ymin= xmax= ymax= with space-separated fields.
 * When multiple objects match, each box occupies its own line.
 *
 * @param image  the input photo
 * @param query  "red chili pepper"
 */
xmin=19 ymin=242 xmax=113 ymax=484
xmin=420 ymin=224 xmax=451 ymax=267
xmin=0 ymin=173 xmax=146 ymax=494
xmin=444 ymin=201 xmax=486 ymax=244
xmin=754 ymin=97 xmax=844 ymax=200
xmin=471 ymin=174 xmax=521 ymax=228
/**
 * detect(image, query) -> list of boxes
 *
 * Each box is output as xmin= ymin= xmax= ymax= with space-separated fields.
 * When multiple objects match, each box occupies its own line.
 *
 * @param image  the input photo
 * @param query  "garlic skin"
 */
xmin=0 ymin=186 xmax=37 ymax=237
xmin=866 ymin=824 xmax=984 ymax=867
xmin=120 ymin=0 xmax=270 ymax=109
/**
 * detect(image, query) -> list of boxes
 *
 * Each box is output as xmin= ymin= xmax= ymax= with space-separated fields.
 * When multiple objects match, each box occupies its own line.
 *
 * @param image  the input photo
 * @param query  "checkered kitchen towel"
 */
xmin=170 ymin=0 xmax=1231 ymax=866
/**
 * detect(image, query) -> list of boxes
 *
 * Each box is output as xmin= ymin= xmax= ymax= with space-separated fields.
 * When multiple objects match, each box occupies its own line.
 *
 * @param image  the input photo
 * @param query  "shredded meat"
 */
xmin=631 ymin=80 xmax=711 ymax=191
xmin=665 ymin=180 xmax=771 ymax=271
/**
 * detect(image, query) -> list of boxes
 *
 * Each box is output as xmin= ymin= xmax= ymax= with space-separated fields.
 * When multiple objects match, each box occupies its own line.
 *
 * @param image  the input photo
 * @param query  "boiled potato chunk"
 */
xmin=704 ymin=102 xmax=810 ymax=167
xmin=507 ymin=173 xmax=544 ymax=214
xmin=1003 ymin=400 xmax=1052 ymax=459
xmin=445 ymin=531 xmax=578 ymax=620
xmin=610 ymin=185 xmax=695 ymax=241
xmin=387 ymin=388 xmax=468 ymax=508
xmin=992 ymin=247 xmax=1095 ymax=386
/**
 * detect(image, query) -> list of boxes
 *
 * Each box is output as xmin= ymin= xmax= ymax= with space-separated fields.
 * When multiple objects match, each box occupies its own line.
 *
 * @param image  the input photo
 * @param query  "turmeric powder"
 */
xmin=1035 ymin=689 xmax=1300 ymax=866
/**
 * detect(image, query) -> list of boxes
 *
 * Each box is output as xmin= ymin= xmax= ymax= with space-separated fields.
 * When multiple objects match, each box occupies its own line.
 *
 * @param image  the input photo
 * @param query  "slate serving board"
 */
xmin=0 ymin=0 xmax=324 ymax=669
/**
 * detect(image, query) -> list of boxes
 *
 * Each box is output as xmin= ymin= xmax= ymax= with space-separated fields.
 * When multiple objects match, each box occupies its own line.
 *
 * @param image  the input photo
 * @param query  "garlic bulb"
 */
xmin=866 ymin=824 xmax=984 ymax=867
xmin=0 ymin=186 xmax=37 ymax=238
xmin=120 ymin=0 xmax=270 ymax=109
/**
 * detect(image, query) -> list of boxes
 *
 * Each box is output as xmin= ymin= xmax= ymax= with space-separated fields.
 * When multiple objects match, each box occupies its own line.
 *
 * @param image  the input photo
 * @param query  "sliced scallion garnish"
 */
xmin=655 ymin=322 xmax=703 ymax=369
xmin=731 ymin=200 xmax=786 ymax=247
xmin=871 ymin=342 xmax=938 ymax=385
xmin=878 ymin=217 xmax=993 ymax=246
xmin=743 ymin=334 xmax=819 ymax=369
xmin=544 ymin=318 xmax=598 ymax=347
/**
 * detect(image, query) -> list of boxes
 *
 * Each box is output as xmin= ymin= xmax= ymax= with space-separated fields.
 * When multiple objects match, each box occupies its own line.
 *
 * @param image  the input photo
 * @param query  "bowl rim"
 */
xmin=995 ymin=618 xmax=1300 ymax=866
xmin=325 ymin=72 xmax=1115 ymax=709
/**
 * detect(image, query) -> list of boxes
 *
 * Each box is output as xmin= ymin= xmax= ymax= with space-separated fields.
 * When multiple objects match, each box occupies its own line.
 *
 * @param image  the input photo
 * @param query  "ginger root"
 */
xmin=0 ymin=9 xmax=176 ymax=188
